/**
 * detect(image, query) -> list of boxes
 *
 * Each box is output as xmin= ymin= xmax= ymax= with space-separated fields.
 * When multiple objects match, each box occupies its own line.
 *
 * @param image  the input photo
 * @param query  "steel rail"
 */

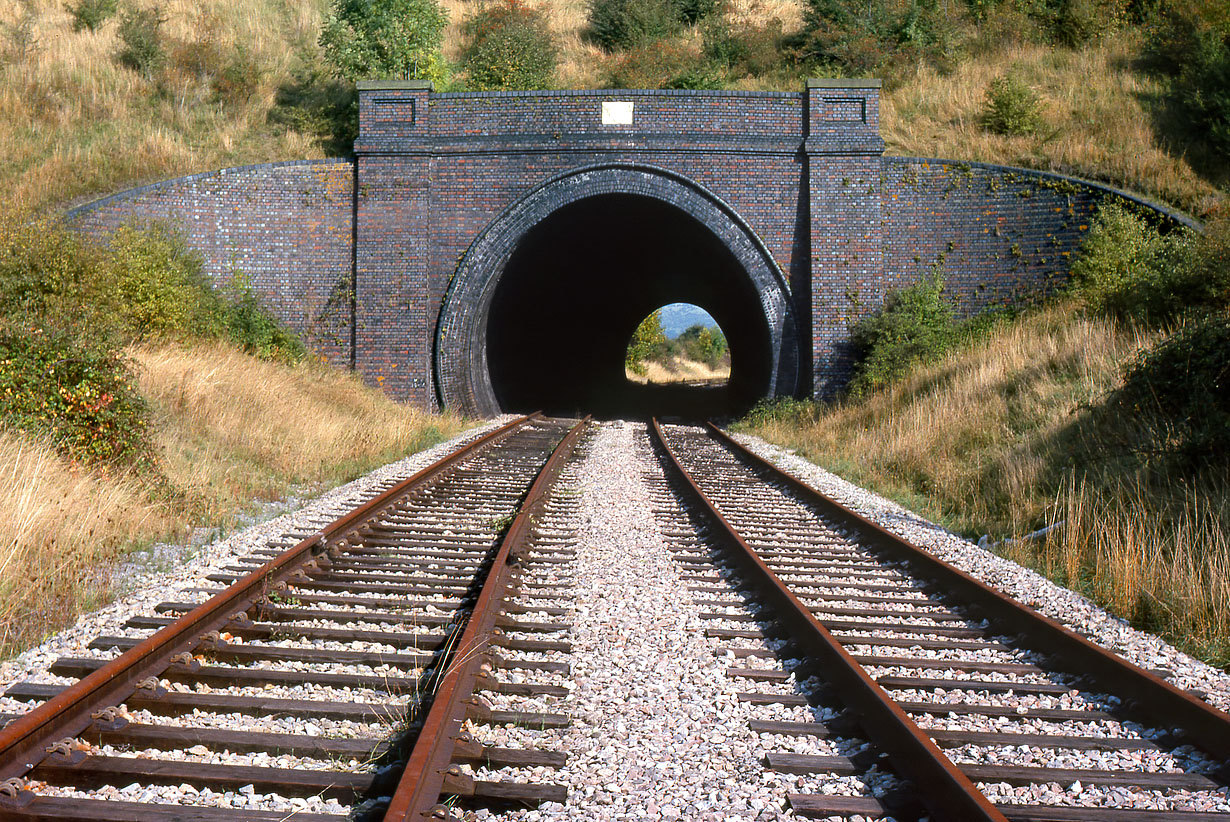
xmin=704 ymin=421 xmax=1230 ymax=764
xmin=650 ymin=418 xmax=1008 ymax=822
xmin=383 ymin=415 xmax=591 ymax=820
xmin=0 ymin=414 xmax=539 ymax=783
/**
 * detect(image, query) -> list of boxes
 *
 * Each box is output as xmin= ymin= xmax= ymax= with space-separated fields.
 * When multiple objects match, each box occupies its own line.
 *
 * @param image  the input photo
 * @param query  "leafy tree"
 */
xmin=462 ymin=0 xmax=558 ymax=90
xmin=625 ymin=310 xmax=668 ymax=376
xmin=320 ymin=0 xmax=449 ymax=82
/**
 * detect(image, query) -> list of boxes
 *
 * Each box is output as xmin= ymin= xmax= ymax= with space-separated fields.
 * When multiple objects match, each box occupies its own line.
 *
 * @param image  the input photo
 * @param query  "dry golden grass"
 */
xmin=0 ymin=0 xmax=326 ymax=211
xmin=744 ymin=304 xmax=1155 ymax=537
xmin=0 ymin=341 xmax=465 ymax=657
xmin=0 ymin=430 xmax=170 ymax=656
xmin=626 ymin=355 xmax=731 ymax=384
xmin=882 ymin=33 xmax=1225 ymax=217
xmin=131 ymin=342 xmax=466 ymax=517
xmin=1002 ymin=477 xmax=1230 ymax=665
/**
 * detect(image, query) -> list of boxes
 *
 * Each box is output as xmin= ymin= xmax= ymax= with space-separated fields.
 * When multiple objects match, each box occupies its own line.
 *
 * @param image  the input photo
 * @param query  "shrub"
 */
xmin=801 ymin=0 xmax=962 ymax=81
xmin=212 ymin=46 xmax=264 ymax=104
xmin=676 ymin=323 xmax=729 ymax=367
xmin=320 ymin=0 xmax=449 ymax=81
xmin=1047 ymin=0 xmax=1115 ymax=47
xmin=663 ymin=63 xmax=724 ymax=88
xmin=116 ymin=4 xmax=165 ymax=76
xmin=740 ymin=396 xmax=817 ymax=427
xmin=1069 ymin=202 xmax=1228 ymax=325
xmin=848 ymin=266 xmax=956 ymax=394
xmin=462 ymin=0 xmax=558 ymax=90
xmin=2 ymin=4 xmax=38 ymax=63
xmin=66 ymin=0 xmax=118 ymax=32
xmin=223 ymin=273 xmax=306 ymax=363
xmin=702 ymin=14 xmax=784 ymax=77
xmin=608 ymin=38 xmax=705 ymax=87
xmin=1109 ymin=315 xmax=1230 ymax=470
xmin=106 ymin=224 xmax=225 ymax=341
xmin=589 ymin=0 xmax=680 ymax=51
xmin=0 ymin=323 xmax=155 ymax=469
xmin=981 ymin=74 xmax=1042 ymax=136
xmin=0 ymin=215 xmax=103 ymax=324
xmin=677 ymin=0 xmax=719 ymax=24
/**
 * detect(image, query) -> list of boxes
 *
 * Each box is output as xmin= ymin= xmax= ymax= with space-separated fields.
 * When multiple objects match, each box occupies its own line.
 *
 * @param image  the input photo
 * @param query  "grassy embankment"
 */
xmin=739 ymin=300 xmax=1230 ymax=667
xmin=0 ymin=342 xmax=464 ymax=657
xmin=0 ymin=0 xmax=1222 ymax=218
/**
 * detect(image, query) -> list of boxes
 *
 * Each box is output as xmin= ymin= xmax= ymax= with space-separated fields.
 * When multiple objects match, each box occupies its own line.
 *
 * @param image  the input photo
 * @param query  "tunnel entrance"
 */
xmin=623 ymin=305 xmax=731 ymax=417
xmin=485 ymin=195 xmax=766 ymax=417
xmin=435 ymin=165 xmax=797 ymax=418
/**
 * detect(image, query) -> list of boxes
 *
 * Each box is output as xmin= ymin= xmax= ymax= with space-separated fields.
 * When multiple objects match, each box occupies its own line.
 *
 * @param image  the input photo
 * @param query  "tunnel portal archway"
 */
xmin=435 ymin=165 xmax=798 ymax=418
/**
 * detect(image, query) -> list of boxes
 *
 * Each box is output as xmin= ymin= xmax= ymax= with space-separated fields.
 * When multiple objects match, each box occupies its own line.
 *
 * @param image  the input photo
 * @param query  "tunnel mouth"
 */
xmin=435 ymin=164 xmax=797 ymax=418
xmin=483 ymin=194 xmax=770 ymax=419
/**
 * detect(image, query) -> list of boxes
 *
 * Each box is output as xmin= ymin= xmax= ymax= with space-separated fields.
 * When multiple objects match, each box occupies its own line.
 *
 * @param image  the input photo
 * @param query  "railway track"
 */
xmin=651 ymin=420 xmax=1230 ymax=822
xmin=0 ymin=418 xmax=1227 ymax=820
xmin=0 ymin=413 xmax=589 ymax=821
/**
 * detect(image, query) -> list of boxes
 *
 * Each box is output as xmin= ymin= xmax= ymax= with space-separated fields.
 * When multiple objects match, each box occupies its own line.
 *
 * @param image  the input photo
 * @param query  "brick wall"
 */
xmin=69 ymin=160 xmax=356 ymax=368
xmin=881 ymin=157 xmax=1194 ymax=318
xmin=67 ymin=87 xmax=1195 ymax=413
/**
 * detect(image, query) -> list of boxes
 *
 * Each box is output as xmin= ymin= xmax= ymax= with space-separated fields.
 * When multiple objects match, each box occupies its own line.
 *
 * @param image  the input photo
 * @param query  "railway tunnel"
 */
xmin=486 ymin=194 xmax=766 ymax=418
xmin=435 ymin=168 xmax=799 ymax=419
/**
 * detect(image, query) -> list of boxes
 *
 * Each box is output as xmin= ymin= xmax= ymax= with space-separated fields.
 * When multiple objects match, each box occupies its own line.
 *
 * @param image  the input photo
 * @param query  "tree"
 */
xmin=625 ymin=310 xmax=668 ymax=376
xmin=462 ymin=0 xmax=558 ymax=90
xmin=320 ymin=0 xmax=449 ymax=82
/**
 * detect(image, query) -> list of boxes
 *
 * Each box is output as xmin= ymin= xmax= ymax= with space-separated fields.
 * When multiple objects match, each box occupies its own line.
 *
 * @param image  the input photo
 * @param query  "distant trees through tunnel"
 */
xmin=482 ymin=193 xmax=774 ymax=418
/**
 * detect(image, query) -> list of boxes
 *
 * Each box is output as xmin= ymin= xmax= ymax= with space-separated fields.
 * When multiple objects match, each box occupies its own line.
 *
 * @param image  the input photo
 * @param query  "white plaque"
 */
xmin=601 ymin=101 xmax=634 ymax=125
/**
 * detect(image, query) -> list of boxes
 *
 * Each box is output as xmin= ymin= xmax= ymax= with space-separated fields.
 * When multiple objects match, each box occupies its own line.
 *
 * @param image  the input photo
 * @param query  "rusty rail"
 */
xmin=383 ymin=415 xmax=591 ymax=820
xmin=650 ymin=418 xmax=1008 ymax=822
xmin=703 ymin=421 xmax=1230 ymax=764
xmin=0 ymin=414 xmax=538 ymax=783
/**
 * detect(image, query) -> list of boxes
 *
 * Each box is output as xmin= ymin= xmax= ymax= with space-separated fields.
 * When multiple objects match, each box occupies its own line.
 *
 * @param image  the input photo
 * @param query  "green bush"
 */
xmin=212 ymin=46 xmax=264 ymax=104
xmin=1069 ymin=202 xmax=1228 ymax=325
xmin=106 ymin=224 xmax=225 ymax=341
xmin=222 ymin=273 xmax=307 ymax=363
xmin=116 ymin=4 xmax=165 ymax=76
xmin=663 ymin=63 xmax=724 ymax=88
xmin=590 ymin=0 xmax=680 ymax=50
xmin=702 ymin=15 xmax=784 ymax=77
xmin=677 ymin=0 xmax=719 ymax=24
xmin=462 ymin=0 xmax=558 ymax=90
xmin=740 ymin=396 xmax=817 ymax=427
xmin=0 ymin=324 xmax=155 ymax=469
xmin=981 ymin=74 xmax=1042 ymax=136
xmin=320 ymin=0 xmax=449 ymax=81
xmin=848 ymin=266 xmax=956 ymax=395
xmin=0 ymin=216 xmax=104 ymax=325
xmin=1047 ymin=0 xmax=1115 ymax=47
xmin=608 ymin=38 xmax=708 ymax=87
xmin=1110 ymin=314 xmax=1230 ymax=470
xmin=802 ymin=0 xmax=961 ymax=81
xmin=676 ymin=323 xmax=729 ymax=366
xmin=66 ymin=0 xmax=118 ymax=32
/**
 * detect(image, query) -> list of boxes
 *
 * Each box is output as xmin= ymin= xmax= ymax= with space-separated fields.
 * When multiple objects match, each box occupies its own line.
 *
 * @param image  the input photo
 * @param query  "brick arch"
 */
xmin=434 ymin=163 xmax=798 ymax=416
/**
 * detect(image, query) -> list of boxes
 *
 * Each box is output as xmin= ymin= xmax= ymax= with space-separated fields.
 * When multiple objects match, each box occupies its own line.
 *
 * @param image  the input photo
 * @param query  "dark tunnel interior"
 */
xmin=484 ymin=193 xmax=774 ymax=419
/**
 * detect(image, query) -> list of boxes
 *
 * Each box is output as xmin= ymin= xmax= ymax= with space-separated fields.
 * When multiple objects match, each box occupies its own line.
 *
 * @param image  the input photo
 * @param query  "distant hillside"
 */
xmin=0 ymin=0 xmax=1222 ymax=218
xmin=658 ymin=302 xmax=720 ymax=338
